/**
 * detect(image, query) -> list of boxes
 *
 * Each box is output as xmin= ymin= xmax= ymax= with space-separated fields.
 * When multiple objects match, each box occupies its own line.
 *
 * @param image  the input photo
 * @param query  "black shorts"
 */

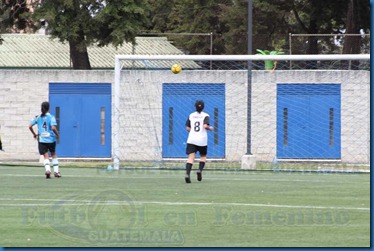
xmin=38 ymin=142 xmax=56 ymax=155
xmin=186 ymin=143 xmax=208 ymax=156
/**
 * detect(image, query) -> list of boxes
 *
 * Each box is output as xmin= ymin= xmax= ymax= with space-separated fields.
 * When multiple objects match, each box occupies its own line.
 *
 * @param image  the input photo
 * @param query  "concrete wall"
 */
xmin=252 ymin=70 xmax=370 ymax=164
xmin=0 ymin=70 xmax=369 ymax=164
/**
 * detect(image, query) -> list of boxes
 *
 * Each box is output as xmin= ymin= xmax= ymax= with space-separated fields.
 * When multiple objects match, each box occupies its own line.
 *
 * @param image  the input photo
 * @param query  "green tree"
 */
xmin=219 ymin=0 xmax=247 ymax=54
xmin=341 ymin=0 xmax=370 ymax=69
xmin=272 ymin=0 xmax=370 ymax=54
xmin=33 ymin=0 xmax=150 ymax=69
xmin=341 ymin=0 xmax=370 ymax=53
xmin=148 ymin=0 xmax=175 ymax=33
xmin=220 ymin=0 xmax=292 ymax=54
xmin=149 ymin=0 xmax=229 ymax=55
xmin=148 ymin=0 xmax=370 ymax=58
xmin=0 ymin=0 xmax=32 ymax=31
xmin=149 ymin=0 xmax=293 ymax=55
xmin=287 ymin=0 xmax=343 ymax=55
xmin=0 ymin=0 xmax=33 ymax=43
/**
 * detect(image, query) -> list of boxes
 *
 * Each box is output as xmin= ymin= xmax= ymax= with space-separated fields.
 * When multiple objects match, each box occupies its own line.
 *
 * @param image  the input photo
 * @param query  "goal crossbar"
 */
xmin=115 ymin=54 xmax=369 ymax=62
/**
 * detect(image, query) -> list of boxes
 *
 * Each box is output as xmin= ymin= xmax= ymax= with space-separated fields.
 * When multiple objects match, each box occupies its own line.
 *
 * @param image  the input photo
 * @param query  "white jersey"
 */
xmin=186 ymin=111 xmax=210 ymax=146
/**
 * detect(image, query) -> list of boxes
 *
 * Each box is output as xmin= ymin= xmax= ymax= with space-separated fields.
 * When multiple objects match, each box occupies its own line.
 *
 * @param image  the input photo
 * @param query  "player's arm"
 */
xmin=51 ymin=117 xmax=60 ymax=138
xmin=28 ymin=118 xmax=38 ymax=139
xmin=203 ymin=116 xmax=214 ymax=131
xmin=186 ymin=119 xmax=191 ymax=132
xmin=204 ymin=124 xmax=214 ymax=131
xmin=52 ymin=125 xmax=60 ymax=138
xmin=28 ymin=124 xmax=38 ymax=138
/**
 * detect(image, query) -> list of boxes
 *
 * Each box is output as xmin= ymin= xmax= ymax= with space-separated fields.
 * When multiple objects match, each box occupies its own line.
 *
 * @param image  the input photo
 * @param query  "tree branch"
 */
xmin=291 ymin=0 xmax=308 ymax=33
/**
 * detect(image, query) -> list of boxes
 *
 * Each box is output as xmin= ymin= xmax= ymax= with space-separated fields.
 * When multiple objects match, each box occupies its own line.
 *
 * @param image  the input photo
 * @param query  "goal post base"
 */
xmin=241 ymin=154 xmax=257 ymax=169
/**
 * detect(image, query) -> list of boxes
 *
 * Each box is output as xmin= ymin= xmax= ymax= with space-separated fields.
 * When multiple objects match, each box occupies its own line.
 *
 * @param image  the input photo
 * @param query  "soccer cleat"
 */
xmin=197 ymin=171 xmax=202 ymax=181
xmin=45 ymin=170 xmax=51 ymax=179
xmin=54 ymin=172 xmax=61 ymax=178
xmin=185 ymin=175 xmax=191 ymax=183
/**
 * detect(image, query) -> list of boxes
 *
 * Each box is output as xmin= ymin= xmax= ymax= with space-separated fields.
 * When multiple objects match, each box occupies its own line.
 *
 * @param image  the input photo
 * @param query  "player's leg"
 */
xmin=185 ymin=153 xmax=195 ymax=183
xmin=49 ymin=142 xmax=61 ymax=178
xmin=196 ymin=146 xmax=208 ymax=181
xmin=185 ymin=144 xmax=196 ymax=183
xmin=39 ymin=143 xmax=51 ymax=179
xmin=51 ymin=153 xmax=61 ymax=177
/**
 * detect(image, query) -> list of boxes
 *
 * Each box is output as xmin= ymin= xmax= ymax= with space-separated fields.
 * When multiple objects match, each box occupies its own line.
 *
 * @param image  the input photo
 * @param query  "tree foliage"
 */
xmin=149 ymin=0 xmax=229 ymax=55
xmin=0 ymin=0 xmax=33 ymax=43
xmin=0 ymin=0 xmax=32 ymax=31
xmin=149 ymin=0 xmax=370 ymax=56
xmin=33 ymin=0 xmax=150 ymax=69
xmin=2 ymin=0 xmax=369 ymax=67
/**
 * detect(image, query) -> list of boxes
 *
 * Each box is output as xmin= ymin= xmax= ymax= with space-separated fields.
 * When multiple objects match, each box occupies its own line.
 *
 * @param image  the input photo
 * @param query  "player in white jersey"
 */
xmin=29 ymin=101 xmax=61 ymax=179
xmin=184 ymin=100 xmax=214 ymax=183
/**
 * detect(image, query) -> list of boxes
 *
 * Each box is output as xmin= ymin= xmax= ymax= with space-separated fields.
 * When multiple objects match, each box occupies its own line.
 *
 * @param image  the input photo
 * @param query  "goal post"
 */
xmin=113 ymin=54 xmax=370 ymax=171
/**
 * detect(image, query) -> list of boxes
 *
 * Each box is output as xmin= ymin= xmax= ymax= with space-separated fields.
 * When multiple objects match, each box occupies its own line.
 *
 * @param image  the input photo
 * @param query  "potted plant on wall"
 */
xmin=256 ymin=49 xmax=285 ymax=70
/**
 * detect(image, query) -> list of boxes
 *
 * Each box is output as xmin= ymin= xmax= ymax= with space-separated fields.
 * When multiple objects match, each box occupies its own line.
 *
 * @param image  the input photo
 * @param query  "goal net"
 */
xmin=113 ymin=54 xmax=370 ymax=172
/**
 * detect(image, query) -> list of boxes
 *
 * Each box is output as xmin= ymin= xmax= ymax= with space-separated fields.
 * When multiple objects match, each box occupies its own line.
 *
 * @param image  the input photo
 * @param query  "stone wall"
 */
xmin=0 ymin=70 xmax=369 ymax=164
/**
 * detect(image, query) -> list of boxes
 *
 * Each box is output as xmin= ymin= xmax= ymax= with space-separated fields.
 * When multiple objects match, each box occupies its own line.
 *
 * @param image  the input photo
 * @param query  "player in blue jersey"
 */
xmin=184 ymin=100 xmax=214 ymax=183
xmin=29 ymin=101 xmax=61 ymax=179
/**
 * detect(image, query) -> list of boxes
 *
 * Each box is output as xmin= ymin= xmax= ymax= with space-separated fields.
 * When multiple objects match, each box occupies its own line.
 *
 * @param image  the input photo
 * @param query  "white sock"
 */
xmin=52 ymin=158 xmax=59 ymax=173
xmin=44 ymin=159 xmax=51 ymax=172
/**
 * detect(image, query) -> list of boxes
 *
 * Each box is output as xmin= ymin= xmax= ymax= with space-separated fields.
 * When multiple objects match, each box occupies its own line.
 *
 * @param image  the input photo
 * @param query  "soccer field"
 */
xmin=0 ymin=164 xmax=370 ymax=247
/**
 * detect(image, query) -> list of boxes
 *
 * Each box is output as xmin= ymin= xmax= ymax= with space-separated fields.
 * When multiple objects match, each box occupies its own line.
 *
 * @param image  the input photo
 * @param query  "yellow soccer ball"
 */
xmin=171 ymin=64 xmax=182 ymax=74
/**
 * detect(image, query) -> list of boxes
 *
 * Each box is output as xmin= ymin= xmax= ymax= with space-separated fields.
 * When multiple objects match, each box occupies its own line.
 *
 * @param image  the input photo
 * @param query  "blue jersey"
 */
xmin=30 ymin=113 xmax=57 ymax=143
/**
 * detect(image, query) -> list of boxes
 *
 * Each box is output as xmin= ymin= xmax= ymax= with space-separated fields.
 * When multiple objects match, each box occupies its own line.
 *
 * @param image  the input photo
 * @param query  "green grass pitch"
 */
xmin=0 ymin=164 xmax=370 ymax=247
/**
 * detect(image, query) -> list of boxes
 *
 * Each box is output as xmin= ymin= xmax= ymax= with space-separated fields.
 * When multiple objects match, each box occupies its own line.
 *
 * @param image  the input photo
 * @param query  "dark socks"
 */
xmin=186 ymin=163 xmax=193 ymax=175
xmin=198 ymin=161 xmax=205 ymax=172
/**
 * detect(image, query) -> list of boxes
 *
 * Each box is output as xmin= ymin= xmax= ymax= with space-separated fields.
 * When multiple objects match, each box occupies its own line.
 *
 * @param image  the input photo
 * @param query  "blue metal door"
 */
xmin=277 ymin=84 xmax=341 ymax=159
xmin=162 ymin=83 xmax=225 ymax=158
xmin=49 ymin=83 xmax=112 ymax=157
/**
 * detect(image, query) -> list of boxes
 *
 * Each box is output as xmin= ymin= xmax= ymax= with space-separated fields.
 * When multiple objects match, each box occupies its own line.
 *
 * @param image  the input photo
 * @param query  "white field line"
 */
xmin=0 ymin=173 xmax=365 ymax=183
xmin=0 ymin=198 xmax=369 ymax=211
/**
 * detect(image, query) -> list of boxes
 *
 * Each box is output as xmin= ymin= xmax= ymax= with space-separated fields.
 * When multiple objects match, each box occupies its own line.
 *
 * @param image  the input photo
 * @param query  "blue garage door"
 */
xmin=49 ymin=83 xmax=112 ymax=158
xmin=277 ymin=84 xmax=341 ymax=159
xmin=162 ymin=83 xmax=225 ymax=158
